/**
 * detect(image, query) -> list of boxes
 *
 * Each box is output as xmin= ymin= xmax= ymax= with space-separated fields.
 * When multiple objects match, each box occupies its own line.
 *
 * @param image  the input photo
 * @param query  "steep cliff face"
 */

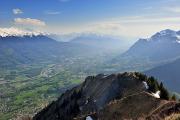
xmin=33 ymin=72 xmax=180 ymax=120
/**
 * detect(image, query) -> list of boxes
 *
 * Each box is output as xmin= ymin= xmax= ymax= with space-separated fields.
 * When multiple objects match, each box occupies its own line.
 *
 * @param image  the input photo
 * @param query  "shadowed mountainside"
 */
xmin=145 ymin=58 xmax=180 ymax=92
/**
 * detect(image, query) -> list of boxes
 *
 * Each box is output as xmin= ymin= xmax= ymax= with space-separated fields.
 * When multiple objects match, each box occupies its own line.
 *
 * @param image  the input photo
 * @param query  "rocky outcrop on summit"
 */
xmin=33 ymin=72 xmax=180 ymax=120
xmin=33 ymin=72 xmax=146 ymax=120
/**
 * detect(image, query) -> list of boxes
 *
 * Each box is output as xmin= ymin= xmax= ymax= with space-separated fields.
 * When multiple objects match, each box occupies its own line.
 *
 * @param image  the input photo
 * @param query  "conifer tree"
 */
xmin=171 ymin=94 xmax=176 ymax=101
xmin=159 ymin=82 xmax=169 ymax=100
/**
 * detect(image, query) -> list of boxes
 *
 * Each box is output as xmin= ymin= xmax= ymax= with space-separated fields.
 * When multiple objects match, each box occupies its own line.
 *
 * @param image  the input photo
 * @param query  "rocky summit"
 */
xmin=33 ymin=72 xmax=180 ymax=120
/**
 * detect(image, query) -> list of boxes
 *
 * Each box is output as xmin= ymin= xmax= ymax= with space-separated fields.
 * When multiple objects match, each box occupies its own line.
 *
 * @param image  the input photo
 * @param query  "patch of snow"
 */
xmin=176 ymin=35 xmax=180 ymax=43
xmin=85 ymin=99 xmax=88 ymax=104
xmin=147 ymin=38 xmax=152 ymax=41
xmin=159 ymin=30 xmax=167 ymax=36
xmin=159 ymin=29 xmax=176 ymax=36
xmin=176 ymin=40 xmax=180 ymax=43
xmin=152 ymin=91 xmax=160 ymax=98
xmin=86 ymin=116 xmax=93 ymax=120
xmin=79 ymin=106 xmax=83 ymax=111
xmin=176 ymin=35 xmax=180 ymax=39
xmin=143 ymin=81 xmax=149 ymax=89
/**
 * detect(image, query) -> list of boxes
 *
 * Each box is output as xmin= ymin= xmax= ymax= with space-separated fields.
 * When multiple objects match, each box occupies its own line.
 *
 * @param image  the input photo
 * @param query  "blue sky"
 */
xmin=1 ymin=0 xmax=180 ymax=38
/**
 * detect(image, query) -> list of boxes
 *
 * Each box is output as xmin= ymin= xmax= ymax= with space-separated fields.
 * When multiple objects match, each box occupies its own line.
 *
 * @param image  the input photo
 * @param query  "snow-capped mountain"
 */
xmin=0 ymin=27 xmax=46 ymax=37
xmin=147 ymin=29 xmax=180 ymax=43
xmin=122 ymin=29 xmax=180 ymax=62
xmin=108 ymin=29 xmax=180 ymax=72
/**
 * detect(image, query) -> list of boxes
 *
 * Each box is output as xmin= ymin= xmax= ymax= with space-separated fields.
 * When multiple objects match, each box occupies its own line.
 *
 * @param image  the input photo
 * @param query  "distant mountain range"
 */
xmin=0 ymin=33 xmax=131 ymax=69
xmin=0 ymin=35 xmax=57 ymax=67
xmin=0 ymin=27 xmax=47 ymax=37
xmin=68 ymin=33 xmax=131 ymax=52
xmin=49 ymin=33 xmax=132 ymax=54
xmin=0 ymin=35 xmax=98 ymax=68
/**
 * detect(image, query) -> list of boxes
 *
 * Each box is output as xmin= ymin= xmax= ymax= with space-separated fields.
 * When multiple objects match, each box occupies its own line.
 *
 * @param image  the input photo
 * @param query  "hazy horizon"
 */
xmin=1 ymin=0 xmax=180 ymax=39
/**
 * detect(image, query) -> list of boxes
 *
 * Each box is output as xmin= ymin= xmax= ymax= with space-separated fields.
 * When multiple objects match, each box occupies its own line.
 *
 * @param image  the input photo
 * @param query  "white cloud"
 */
xmin=13 ymin=8 xmax=23 ymax=15
xmin=144 ymin=7 xmax=153 ymax=10
xmin=14 ymin=18 xmax=46 ymax=26
xmin=59 ymin=0 xmax=70 ymax=2
xmin=164 ymin=7 xmax=180 ymax=13
xmin=45 ymin=11 xmax=61 ymax=15
xmin=82 ymin=16 xmax=180 ymax=38
xmin=46 ymin=14 xmax=180 ymax=40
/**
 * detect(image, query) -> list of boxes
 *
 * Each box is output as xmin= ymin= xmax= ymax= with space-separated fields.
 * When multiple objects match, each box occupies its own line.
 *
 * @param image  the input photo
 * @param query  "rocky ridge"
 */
xmin=33 ymin=72 xmax=180 ymax=120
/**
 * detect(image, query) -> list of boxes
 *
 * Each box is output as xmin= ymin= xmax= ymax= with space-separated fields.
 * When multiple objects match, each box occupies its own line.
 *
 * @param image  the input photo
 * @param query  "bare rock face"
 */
xmin=33 ymin=72 xmax=180 ymax=120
